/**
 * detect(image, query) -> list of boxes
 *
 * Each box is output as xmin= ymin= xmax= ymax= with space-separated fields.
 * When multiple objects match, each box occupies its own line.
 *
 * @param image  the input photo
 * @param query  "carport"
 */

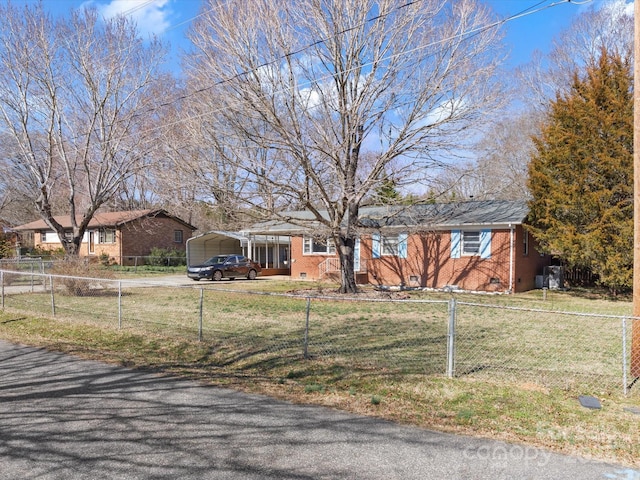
xmin=186 ymin=231 xmax=290 ymax=275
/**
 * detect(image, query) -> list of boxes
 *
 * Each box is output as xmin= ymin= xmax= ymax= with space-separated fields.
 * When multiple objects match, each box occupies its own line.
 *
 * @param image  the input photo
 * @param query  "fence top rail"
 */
xmin=193 ymin=286 xmax=450 ymax=304
xmin=0 ymin=257 xmax=43 ymax=262
xmin=0 ymin=268 xmax=447 ymax=304
xmin=0 ymin=269 xmax=116 ymax=284
xmin=457 ymin=300 xmax=634 ymax=321
xmin=2 ymin=268 xmax=635 ymax=317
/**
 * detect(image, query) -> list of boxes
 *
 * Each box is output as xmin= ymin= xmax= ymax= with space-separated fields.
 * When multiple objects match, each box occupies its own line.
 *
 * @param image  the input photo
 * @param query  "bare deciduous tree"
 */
xmin=517 ymin=0 xmax=633 ymax=113
xmin=184 ymin=0 xmax=506 ymax=292
xmin=451 ymin=0 xmax=633 ymax=202
xmin=436 ymin=113 xmax=538 ymax=201
xmin=170 ymin=99 xmax=251 ymax=230
xmin=0 ymin=2 xmax=168 ymax=255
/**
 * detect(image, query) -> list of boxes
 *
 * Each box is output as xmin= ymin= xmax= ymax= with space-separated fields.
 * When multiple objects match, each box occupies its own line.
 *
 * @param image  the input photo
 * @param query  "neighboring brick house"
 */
xmin=245 ymin=200 xmax=551 ymax=293
xmin=13 ymin=209 xmax=195 ymax=265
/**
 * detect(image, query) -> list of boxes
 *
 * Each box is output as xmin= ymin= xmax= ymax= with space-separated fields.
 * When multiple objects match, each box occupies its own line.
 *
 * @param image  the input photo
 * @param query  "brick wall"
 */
xmin=364 ymin=230 xmax=513 ymax=292
xmin=290 ymin=236 xmax=329 ymax=279
xmin=119 ymin=216 xmax=191 ymax=259
xmin=31 ymin=215 xmax=193 ymax=265
xmin=290 ymin=226 xmax=550 ymax=293
xmin=33 ymin=232 xmax=62 ymax=253
xmin=512 ymin=227 xmax=551 ymax=292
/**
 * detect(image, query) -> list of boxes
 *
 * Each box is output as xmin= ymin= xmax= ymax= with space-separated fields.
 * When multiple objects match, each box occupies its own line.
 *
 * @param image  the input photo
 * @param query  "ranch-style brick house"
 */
xmin=13 ymin=209 xmax=195 ymax=265
xmin=245 ymin=199 xmax=551 ymax=293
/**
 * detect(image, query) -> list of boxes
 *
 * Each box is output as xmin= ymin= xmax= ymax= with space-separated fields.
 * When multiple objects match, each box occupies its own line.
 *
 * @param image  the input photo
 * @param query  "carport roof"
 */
xmin=188 ymin=230 xmax=291 ymax=244
xmin=189 ymin=231 xmax=248 ymax=242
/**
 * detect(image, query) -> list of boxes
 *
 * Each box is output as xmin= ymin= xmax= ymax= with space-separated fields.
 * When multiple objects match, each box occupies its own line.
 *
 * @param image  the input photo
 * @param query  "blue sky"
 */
xmin=10 ymin=0 xmax=634 ymax=69
xmin=487 ymin=0 xmax=632 ymax=67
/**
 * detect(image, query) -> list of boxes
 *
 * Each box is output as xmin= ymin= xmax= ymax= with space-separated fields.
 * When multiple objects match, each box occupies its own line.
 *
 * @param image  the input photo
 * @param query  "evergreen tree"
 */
xmin=374 ymin=178 xmax=402 ymax=204
xmin=526 ymin=49 xmax=633 ymax=293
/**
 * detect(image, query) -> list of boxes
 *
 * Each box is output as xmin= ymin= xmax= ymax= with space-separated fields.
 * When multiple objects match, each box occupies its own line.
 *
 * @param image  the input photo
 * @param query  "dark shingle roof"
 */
xmin=360 ymin=199 xmax=529 ymax=229
xmin=246 ymin=199 xmax=529 ymax=234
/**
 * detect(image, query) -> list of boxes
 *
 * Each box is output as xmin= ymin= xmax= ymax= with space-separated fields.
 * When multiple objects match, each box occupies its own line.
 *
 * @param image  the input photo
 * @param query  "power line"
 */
xmin=150 ymin=0 xmax=589 ymax=141
xmin=0 ymin=0 xmax=593 ymax=199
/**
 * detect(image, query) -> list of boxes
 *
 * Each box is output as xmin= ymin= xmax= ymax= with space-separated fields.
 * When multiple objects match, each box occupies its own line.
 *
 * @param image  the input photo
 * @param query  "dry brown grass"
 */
xmin=0 ymin=279 xmax=638 ymax=467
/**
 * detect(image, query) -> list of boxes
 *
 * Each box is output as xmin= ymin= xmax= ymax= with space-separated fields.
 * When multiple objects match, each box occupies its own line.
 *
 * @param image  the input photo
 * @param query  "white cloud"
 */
xmin=88 ymin=0 xmax=173 ymax=37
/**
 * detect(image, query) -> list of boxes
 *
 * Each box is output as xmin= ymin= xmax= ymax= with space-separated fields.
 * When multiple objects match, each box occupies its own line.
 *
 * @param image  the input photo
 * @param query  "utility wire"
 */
xmin=149 ymin=0 xmax=591 ymax=142
xmin=0 ymin=0 xmax=593 ymax=199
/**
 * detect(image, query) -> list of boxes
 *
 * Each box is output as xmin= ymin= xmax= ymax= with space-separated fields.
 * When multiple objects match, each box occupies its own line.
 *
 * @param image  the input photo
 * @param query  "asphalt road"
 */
xmin=0 ymin=339 xmax=637 ymax=480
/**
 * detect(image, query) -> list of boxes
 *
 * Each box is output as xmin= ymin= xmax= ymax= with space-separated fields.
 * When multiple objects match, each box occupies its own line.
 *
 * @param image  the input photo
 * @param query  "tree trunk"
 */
xmin=182 ymin=0 xmax=506 ymax=298
xmin=337 ymin=235 xmax=358 ymax=294
xmin=60 ymin=237 xmax=81 ymax=257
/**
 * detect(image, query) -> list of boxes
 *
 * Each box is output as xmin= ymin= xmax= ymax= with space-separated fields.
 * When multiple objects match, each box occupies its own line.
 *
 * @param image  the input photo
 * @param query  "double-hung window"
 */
xmin=99 ymin=229 xmax=116 ymax=244
xmin=382 ymin=235 xmax=400 ymax=256
xmin=451 ymin=229 xmax=491 ymax=259
xmin=461 ymin=231 xmax=481 ymax=255
xmin=41 ymin=231 xmax=59 ymax=243
xmin=372 ymin=233 xmax=408 ymax=259
xmin=303 ymin=237 xmax=336 ymax=255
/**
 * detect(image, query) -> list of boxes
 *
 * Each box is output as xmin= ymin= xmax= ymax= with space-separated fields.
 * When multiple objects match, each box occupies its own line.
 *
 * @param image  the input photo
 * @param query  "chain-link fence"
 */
xmin=451 ymin=300 xmax=633 ymax=394
xmin=0 ymin=256 xmax=185 ymax=274
xmin=0 ymin=257 xmax=50 ymax=274
xmin=0 ymin=269 xmax=636 ymax=396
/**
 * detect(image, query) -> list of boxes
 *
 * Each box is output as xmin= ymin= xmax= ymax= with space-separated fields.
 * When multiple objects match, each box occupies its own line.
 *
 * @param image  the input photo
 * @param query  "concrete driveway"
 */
xmin=0 ymin=340 xmax=637 ymax=480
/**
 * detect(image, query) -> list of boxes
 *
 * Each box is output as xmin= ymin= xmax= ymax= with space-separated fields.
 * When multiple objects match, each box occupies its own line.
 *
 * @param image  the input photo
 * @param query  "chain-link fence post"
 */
xmin=623 ymin=317 xmax=628 ymax=396
xmin=118 ymin=281 xmax=122 ymax=330
xmin=198 ymin=288 xmax=204 ymax=342
xmin=50 ymin=275 xmax=56 ymax=317
xmin=304 ymin=297 xmax=311 ymax=359
xmin=447 ymin=298 xmax=457 ymax=378
xmin=1 ymin=271 xmax=4 ymax=310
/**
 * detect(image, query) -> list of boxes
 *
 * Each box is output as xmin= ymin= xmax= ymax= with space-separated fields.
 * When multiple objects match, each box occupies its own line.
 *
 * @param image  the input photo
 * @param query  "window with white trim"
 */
xmin=303 ymin=237 xmax=335 ymax=255
xmin=174 ymin=230 xmax=183 ymax=243
xmin=372 ymin=232 xmax=408 ymax=259
xmin=451 ymin=229 xmax=491 ymax=259
xmin=98 ymin=229 xmax=116 ymax=244
xmin=382 ymin=235 xmax=399 ymax=256
xmin=41 ymin=231 xmax=59 ymax=243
